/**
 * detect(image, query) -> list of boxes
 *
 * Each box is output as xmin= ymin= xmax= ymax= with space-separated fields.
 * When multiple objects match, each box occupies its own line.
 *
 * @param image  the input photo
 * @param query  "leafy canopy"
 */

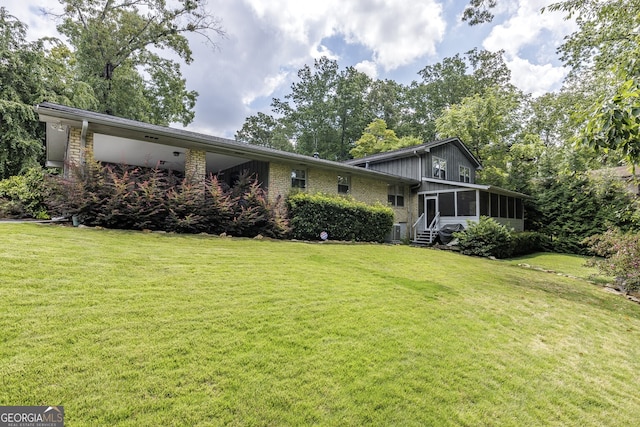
xmin=55 ymin=0 xmax=225 ymax=126
xmin=350 ymin=119 xmax=421 ymax=159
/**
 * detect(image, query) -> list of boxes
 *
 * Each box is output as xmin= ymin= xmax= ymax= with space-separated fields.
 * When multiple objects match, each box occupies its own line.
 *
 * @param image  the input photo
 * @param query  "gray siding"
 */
xmin=429 ymin=145 xmax=476 ymax=183
xmin=365 ymin=156 xmax=420 ymax=178
xmin=219 ymin=160 xmax=269 ymax=189
xmin=420 ymin=181 xmax=462 ymax=192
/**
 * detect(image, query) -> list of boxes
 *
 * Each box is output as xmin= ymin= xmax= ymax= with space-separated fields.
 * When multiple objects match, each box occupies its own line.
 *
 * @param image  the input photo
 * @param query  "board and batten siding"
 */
xmin=428 ymin=145 xmax=476 ymax=183
xmin=362 ymin=156 xmax=420 ymax=178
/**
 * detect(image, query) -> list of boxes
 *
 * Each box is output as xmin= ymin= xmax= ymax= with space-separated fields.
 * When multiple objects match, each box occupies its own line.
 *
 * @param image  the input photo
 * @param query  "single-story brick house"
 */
xmin=36 ymin=102 xmax=527 ymax=243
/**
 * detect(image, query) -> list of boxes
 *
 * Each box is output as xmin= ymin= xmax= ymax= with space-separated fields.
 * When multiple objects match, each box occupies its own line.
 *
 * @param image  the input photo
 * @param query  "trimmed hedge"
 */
xmin=287 ymin=192 xmax=394 ymax=243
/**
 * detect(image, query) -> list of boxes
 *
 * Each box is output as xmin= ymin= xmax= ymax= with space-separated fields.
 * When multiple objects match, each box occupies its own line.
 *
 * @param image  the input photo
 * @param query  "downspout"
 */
xmin=80 ymin=120 xmax=88 ymax=164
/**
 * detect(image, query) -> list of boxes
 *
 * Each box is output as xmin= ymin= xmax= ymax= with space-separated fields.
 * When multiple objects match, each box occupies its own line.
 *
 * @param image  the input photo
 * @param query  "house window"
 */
xmin=433 ymin=157 xmax=447 ymax=180
xmin=459 ymin=165 xmax=470 ymax=183
xmin=438 ymin=192 xmax=455 ymax=216
xmin=338 ymin=175 xmax=350 ymax=194
xmin=500 ymin=195 xmax=508 ymax=218
xmin=291 ymin=169 xmax=306 ymax=189
xmin=480 ymin=191 xmax=490 ymax=216
xmin=456 ymin=191 xmax=476 ymax=216
xmin=516 ymin=198 xmax=523 ymax=219
xmin=388 ymin=185 xmax=404 ymax=207
xmin=490 ymin=193 xmax=499 ymax=217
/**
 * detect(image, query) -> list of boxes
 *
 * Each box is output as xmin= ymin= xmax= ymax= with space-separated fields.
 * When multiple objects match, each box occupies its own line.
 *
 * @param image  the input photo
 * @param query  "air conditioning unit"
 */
xmin=387 ymin=223 xmax=406 ymax=243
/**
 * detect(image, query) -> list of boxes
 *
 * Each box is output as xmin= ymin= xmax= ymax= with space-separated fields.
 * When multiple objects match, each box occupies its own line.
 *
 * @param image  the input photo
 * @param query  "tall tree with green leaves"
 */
xmin=0 ymin=8 xmax=45 ymax=179
xmin=335 ymin=66 xmax=373 ymax=160
xmin=407 ymin=48 xmax=513 ymax=142
xmin=545 ymin=0 xmax=640 ymax=165
xmin=269 ymin=57 xmax=376 ymax=160
xmin=235 ymin=112 xmax=294 ymax=152
xmin=54 ymin=0 xmax=225 ymax=126
xmin=272 ymin=57 xmax=340 ymax=158
xmin=350 ymin=119 xmax=420 ymax=158
xmin=366 ymin=79 xmax=407 ymax=134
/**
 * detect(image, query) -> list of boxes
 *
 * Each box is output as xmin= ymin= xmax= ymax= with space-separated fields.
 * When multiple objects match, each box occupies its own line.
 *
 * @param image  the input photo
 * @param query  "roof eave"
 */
xmin=35 ymin=102 xmax=418 ymax=185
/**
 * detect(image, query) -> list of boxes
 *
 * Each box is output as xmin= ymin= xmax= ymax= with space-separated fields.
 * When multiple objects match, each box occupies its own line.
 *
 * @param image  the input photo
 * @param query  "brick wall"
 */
xmin=184 ymin=148 xmax=206 ymax=184
xmin=350 ymin=175 xmax=387 ymax=205
xmin=67 ymin=127 xmax=95 ymax=176
xmin=267 ymin=162 xmax=291 ymax=203
xmin=268 ymin=161 xmax=396 ymax=206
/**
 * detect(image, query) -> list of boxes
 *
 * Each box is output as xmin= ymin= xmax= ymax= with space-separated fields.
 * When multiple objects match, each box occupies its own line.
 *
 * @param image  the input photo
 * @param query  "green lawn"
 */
xmin=1 ymin=224 xmax=639 ymax=426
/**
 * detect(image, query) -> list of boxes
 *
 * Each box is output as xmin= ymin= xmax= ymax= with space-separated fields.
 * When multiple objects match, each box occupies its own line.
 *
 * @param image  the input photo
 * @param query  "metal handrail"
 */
xmin=413 ymin=213 xmax=425 ymax=241
xmin=428 ymin=212 xmax=440 ymax=231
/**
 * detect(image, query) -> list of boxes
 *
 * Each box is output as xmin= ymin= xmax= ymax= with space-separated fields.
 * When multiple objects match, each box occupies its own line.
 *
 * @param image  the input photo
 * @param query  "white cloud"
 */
xmin=241 ymin=72 xmax=290 ymax=106
xmin=354 ymin=60 xmax=378 ymax=80
xmin=482 ymin=0 xmax=576 ymax=94
xmin=506 ymin=57 xmax=567 ymax=96
xmin=243 ymin=0 xmax=447 ymax=71
xmin=483 ymin=0 xmax=574 ymax=58
xmin=6 ymin=0 xmax=63 ymax=42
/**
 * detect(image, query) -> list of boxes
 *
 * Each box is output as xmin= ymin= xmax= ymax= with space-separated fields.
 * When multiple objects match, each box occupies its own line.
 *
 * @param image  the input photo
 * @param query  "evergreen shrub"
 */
xmin=454 ymin=216 xmax=513 ymax=258
xmin=0 ymin=167 xmax=50 ymax=219
xmin=286 ymin=192 xmax=393 ymax=242
xmin=510 ymin=231 xmax=550 ymax=256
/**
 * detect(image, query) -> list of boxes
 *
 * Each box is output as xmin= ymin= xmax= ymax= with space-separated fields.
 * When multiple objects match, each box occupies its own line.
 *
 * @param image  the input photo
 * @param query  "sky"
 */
xmin=6 ymin=0 xmax=576 ymax=139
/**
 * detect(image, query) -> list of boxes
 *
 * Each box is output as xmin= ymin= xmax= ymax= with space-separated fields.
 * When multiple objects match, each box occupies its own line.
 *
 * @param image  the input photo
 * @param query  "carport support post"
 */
xmin=66 ymin=125 xmax=94 ymax=178
xmin=184 ymin=148 xmax=207 ymax=188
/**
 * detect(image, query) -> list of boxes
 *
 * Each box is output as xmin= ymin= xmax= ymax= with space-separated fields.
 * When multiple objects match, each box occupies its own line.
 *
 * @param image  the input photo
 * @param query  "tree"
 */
xmin=0 ymin=8 xmax=46 ymax=179
xmin=545 ymin=1 xmax=640 ymax=164
xmin=350 ymin=119 xmax=420 ymax=158
xmin=535 ymin=171 xmax=639 ymax=253
xmin=334 ymin=67 xmax=373 ymax=159
xmin=235 ymin=112 xmax=294 ymax=152
xmin=54 ymin=0 xmax=225 ymax=126
xmin=579 ymin=53 xmax=640 ymax=165
xmin=272 ymin=57 xmax=341 ymax=158
xmin=435 ymin=87 xmax=520 ymax=157
xmin=268 ymin=57 xmax=377 ymax=160
xmin=462 ymin=0 xmax=498 ymax=25
xmin=366 ymin=79 xmax=407 ymax=134
xmin=408 ymin=49 xmax=513 ymax=142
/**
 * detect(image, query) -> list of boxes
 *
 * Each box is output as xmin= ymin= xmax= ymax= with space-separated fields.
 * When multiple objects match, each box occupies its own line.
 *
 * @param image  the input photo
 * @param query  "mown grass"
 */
xmin=505 ymin=252 xmax=611 ymax=283
xmin=1 ymin=223 xmax=639 ymax=426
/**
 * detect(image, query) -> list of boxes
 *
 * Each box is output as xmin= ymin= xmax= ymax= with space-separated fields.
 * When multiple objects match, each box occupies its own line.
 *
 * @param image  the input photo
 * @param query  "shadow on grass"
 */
xmin=374 ymin=273 xmax=458 ymax=300
xmin=504 ymin=268 xmax=640 ymax=320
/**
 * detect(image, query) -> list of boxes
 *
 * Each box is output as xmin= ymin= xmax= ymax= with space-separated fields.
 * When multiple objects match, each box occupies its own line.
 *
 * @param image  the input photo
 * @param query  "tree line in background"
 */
xmin=1 ymin=1 xmax=640 ymax=264
xmin=0 ymin=0 xmax=224 ymax=180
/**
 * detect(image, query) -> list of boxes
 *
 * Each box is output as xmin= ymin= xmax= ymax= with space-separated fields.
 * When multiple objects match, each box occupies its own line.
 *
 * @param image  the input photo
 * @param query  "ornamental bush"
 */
xmin=454 ymin=216 xmax=513 ymax=259
xmin=46 ymin=161 xmax=289 ymax=238
xmin=0 ymin=167 xmax=50 ymax=219
xmin=585 ymin=228 xmax=640 ymax=293
xmin=287 ymin=192 xmax=394 ymax=242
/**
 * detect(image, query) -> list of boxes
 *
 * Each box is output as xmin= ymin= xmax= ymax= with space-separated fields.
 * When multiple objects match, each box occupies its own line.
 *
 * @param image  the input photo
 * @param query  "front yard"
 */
xmin=1 ymin=224 xmax=639 ymax=425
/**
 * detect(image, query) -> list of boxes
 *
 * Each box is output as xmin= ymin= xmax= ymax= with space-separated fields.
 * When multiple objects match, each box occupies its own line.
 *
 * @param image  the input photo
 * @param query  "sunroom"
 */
xmin=413 ymin=181 xmax=528 ymax=244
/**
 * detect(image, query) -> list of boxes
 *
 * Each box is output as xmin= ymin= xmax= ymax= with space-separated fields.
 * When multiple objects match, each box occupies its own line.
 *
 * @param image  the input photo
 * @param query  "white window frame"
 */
xmin=459 ymin=165 xmax=470 ymax=183
xmin=291 ymin=169 xmax=307 ymax=189
xmin=433 ymin=157 xmax=447 ymax=180
xmin=337 ymin=175 xmax=350 ymax=194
